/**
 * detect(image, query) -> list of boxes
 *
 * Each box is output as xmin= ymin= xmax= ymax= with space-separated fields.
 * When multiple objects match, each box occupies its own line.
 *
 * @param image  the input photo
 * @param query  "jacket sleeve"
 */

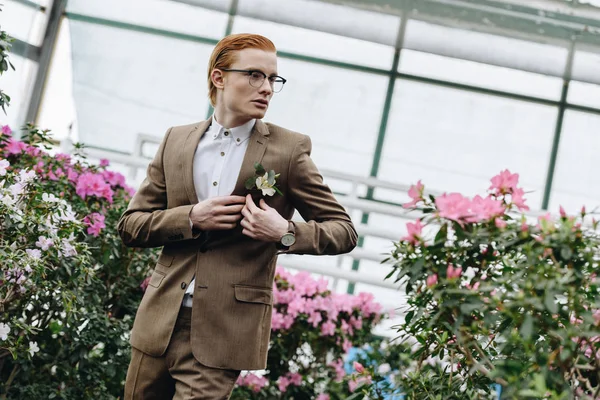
xmin=117 ymin=127 xmax=201 ymax=248
xmin=284 ymin=135 xmax=358 ymax=255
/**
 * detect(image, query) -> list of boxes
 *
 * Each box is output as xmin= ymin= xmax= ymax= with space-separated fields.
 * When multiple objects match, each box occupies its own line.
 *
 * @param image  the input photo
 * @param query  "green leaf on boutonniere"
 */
xmin=245 ymin=176 xmax=256 ymax=190
xmin=254 ymin=162 xmax=266 ymax=176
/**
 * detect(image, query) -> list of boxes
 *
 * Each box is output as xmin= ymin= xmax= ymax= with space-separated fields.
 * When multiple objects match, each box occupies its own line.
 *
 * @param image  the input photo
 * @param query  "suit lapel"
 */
xmin=230 ymin=119 xmax=270 ymax=196
xmin=182 ymin=119 xmax=211 ymax=205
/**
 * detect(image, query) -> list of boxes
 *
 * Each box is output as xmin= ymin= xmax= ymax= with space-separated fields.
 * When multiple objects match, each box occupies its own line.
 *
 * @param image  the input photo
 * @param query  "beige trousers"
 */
xmin=124 ymin=307 xmax=240 ymax=400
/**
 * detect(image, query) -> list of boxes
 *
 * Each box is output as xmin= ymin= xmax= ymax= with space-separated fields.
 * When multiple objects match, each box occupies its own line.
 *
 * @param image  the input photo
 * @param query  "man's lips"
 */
xmin=252 ymin=99 xmax=269 ymax=106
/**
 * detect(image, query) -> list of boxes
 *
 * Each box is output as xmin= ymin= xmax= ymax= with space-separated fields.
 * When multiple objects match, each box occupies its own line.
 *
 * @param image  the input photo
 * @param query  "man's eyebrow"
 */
xmin=246 ymin=67 xmax=279 ymax=76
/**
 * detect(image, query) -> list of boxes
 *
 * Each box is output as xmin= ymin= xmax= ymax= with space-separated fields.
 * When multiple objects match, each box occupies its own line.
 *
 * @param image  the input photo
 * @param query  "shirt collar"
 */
xmin=209 ymin=115 xmax=255 ymax=145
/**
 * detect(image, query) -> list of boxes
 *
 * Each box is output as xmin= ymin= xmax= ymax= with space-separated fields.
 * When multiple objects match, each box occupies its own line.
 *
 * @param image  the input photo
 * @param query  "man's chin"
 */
xmin=248 ymin=109 xmax=267 ymax=119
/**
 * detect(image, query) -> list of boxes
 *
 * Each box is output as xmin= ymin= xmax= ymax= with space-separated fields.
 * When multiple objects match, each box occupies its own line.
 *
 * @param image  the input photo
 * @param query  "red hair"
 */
xmin=207 ymin=33 xmax=277 ymax=106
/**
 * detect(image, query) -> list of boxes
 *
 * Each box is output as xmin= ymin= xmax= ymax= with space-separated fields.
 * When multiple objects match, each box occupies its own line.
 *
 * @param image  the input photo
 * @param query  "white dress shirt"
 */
xmin=183 ymin=116 xmax=256 ymax=306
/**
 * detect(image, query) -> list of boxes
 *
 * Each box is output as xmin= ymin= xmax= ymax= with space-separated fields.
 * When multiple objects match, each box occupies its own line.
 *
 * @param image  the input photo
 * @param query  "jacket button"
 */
xmin=181 ymin=282 xmax=187 ymax=290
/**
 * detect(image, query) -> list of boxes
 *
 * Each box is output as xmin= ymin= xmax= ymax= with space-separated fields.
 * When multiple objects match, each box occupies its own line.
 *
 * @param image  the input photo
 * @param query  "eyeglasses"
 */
xmin=221 ymin=69 xmax=287 ymax=93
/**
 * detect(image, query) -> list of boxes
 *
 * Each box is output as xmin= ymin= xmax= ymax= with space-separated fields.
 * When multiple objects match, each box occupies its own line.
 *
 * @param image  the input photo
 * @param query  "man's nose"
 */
xmin=258 ymin=78 xmax=273 ymax=95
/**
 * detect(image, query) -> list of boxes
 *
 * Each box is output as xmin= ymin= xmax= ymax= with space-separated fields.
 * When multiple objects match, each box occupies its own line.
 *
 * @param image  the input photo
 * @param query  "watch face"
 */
xmin=281 ymin=233 xmax=296 ymax=247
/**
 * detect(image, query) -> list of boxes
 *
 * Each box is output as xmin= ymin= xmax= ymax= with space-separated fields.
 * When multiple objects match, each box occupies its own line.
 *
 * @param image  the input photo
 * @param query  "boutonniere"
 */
xmin=245 ymin=162 xmax=282 ymax=196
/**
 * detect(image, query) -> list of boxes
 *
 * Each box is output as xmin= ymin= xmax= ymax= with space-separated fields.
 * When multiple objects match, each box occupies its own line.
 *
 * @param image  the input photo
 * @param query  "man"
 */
xmin=118 ymin=33 xmax=357 ymax=399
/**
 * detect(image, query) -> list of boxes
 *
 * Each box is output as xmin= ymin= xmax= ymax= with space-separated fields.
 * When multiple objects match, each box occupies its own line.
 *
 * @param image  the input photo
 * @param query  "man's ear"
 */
xmin=211 ymin=69 xmax=225 ymax=89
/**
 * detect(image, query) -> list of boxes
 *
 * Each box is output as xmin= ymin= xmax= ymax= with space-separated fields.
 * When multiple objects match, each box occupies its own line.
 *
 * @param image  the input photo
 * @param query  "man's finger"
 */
xmin=246 ymin=194 xmax=260 ymax=213
xmin=221 ymin=204 xmax=245 ymax=214
xmin=242 ymin=228 xmax=257 ymax=239
xmin=218 ymin=214 xmax=242 ymax=223
xmin=259 ymin=199 xmax=271 ymax=211
xmin=216 ymin=195 xmax=247 ymax=205
xmin=241 ymin=206 xmax=252 ymax=219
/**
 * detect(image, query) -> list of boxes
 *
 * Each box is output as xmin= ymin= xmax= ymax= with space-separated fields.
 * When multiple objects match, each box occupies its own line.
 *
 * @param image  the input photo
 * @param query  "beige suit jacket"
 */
xmin=118 ymin=119 xmax=357 ymax=370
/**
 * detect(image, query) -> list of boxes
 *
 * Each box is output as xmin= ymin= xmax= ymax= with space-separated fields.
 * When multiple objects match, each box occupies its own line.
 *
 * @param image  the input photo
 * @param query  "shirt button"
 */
xmin=213 ymin=181 xmax=218 ymax=186
xmin=181 ymin=282 xmax=187 ymax=290
xmin=220 ymin=152 xmax=225 ymax=156
xmin=236 ymin=138 xmax=240 ymax=143
xmin=224 ymin=131 xmax=229 ymax=136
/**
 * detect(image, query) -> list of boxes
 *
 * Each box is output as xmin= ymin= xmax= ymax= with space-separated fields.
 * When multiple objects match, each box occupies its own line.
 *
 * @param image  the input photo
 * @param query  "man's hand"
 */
xmin=190 ymin=195 xmax=246 ymax=231
xmin=241 ymin=194 xmax=288 ymax=242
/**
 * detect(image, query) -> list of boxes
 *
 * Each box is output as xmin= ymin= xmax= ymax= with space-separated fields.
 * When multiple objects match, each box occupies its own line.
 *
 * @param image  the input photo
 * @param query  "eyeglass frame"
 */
xmin=220 ymin=69 xmax=287 ymax=93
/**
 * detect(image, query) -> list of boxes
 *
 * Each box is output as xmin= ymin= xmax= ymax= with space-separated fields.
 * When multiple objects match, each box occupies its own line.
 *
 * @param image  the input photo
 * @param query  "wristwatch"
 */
xmin=278 ymin=221 xmax=296 ymax=249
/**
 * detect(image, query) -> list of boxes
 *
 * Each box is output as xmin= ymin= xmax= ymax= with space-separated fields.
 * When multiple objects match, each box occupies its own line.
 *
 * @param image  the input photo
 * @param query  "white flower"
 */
xmin=28 ymin=341 xmax=39 ymax=357
xmin=255 ymin=173 xmax=276 ymax=197
xmin=0 ymin=159 xmax=9 ymax=176
xmin=0 ymin=323 xmax=10 ymax=340
xmin=61 ymin=240 xmax=77 ymax=257
xmin=42 ymin=193 xmax=58 ymax=203
xmin=9 ymin=182 xmax=24 ymax=197
xmin=35 ymin=236 xmax=54 ymax=251
xmin=18 ymin=169 xmax=36 ymax=183
xmin=26 ymin=249 xmax=42 ymax=259
xmin=377 ymin=363 xmax=391 ymax=374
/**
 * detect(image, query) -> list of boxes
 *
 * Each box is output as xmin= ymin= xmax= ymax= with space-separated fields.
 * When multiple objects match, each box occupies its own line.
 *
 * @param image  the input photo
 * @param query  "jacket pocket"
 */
xmin=148 ymin=270 xmax=166 ymax=288
xmin=156 ymin=252 xmax=174 ymax=268
xmin=234 ymin=285 xmax=273 ymax=305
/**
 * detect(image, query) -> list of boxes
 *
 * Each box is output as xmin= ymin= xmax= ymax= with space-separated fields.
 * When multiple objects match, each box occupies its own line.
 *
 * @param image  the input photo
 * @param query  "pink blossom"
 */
xmin=25 ymin=145 xmax=41 ymax=157
xmin=356 ymin=292 xmax=382 ymax=315
xmin=341 ymin=320 xmax=353 ymax=335
xmin=5 ymin=139 xmax=27 ymax=155
xmin=489 ymin=169 xmax=519 ymax=195
xmin=328 ymin=359 xmax=346 ymax=382
xmin=349 ymin=316 xmax=363 ymax=330
xmin=55 ymin=153 xmax=71 ymax=163
xmin=435 ymin=192 xmax=471 ymax=222
xmin=468 ymin=195 xmax=505 ymax=222
xmin=76 ymin=172 xmax=114 ymax=203
xmin=101 ymin=170 xmax=126 ymax=188
xmin=277 ymin=377 xmax=290 ymax=392
xmin=559 ymin=205 xmax=567 ymax=218
xmin=83 ymin=212 xmax=106 ymax=237
xmin=321 ymin=320 xmax=336 ymax=336
xmin=342 ymin=338 xmax=352 ymax=352
xmin=316 ymin=395 xmax=330 ymax=400
xmin=537 ymin=213 xmax=554 ymax=232
xmin=271 ymin=311 xmax=294 ymax=331
xmin=307 ymin=311 xmax=323 ymax=327
xmin=99 ymin=159 xmax=110 ymax=167
xmin=511 ymin=188 xmax=529 ymax=211
xmin=582 ymin=206 xmax=587 ymax=215
xmin=466 ymin=281 xmax=481 ymax=290
xmin=140 ymin=276 xmax=151 ymax=292
xmin=66 ymin=168 xmax=79 ymax=182
xmin=349 ymin=375 xmax=372 ymax=392
xmin=495 ymin=218 xmax=507 ymax=229
xmin=353 ymin=361 xmax=365 ymax=374
xmin=288 ymin=373 xmax=302 ymax=386
xmin=237 ymin=373 xmax=269 ymax=393
xmin=401 ymin=219 xmax=423 ymax=245
xmin=446 ymin=264 xmax=462 ymax=279
xmin=277 ymin=372 xmax=302 ymax=392
xmin=1 ymin=125 xmax=12 ymax=136
xmin=403 ymin=180 xmax=424 ymax=208
xmin=426 ymin=274 xmax=438 ymax=287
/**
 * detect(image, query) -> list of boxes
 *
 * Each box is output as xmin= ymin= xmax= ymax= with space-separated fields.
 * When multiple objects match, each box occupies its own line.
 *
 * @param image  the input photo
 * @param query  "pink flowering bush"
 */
xmin=230 ymin=267 xmax=385 ymax=399
xmin=0 ymin=124 xmax=158 ymax=399
xmin=356 ymin=170 xmax=600 ymax=399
